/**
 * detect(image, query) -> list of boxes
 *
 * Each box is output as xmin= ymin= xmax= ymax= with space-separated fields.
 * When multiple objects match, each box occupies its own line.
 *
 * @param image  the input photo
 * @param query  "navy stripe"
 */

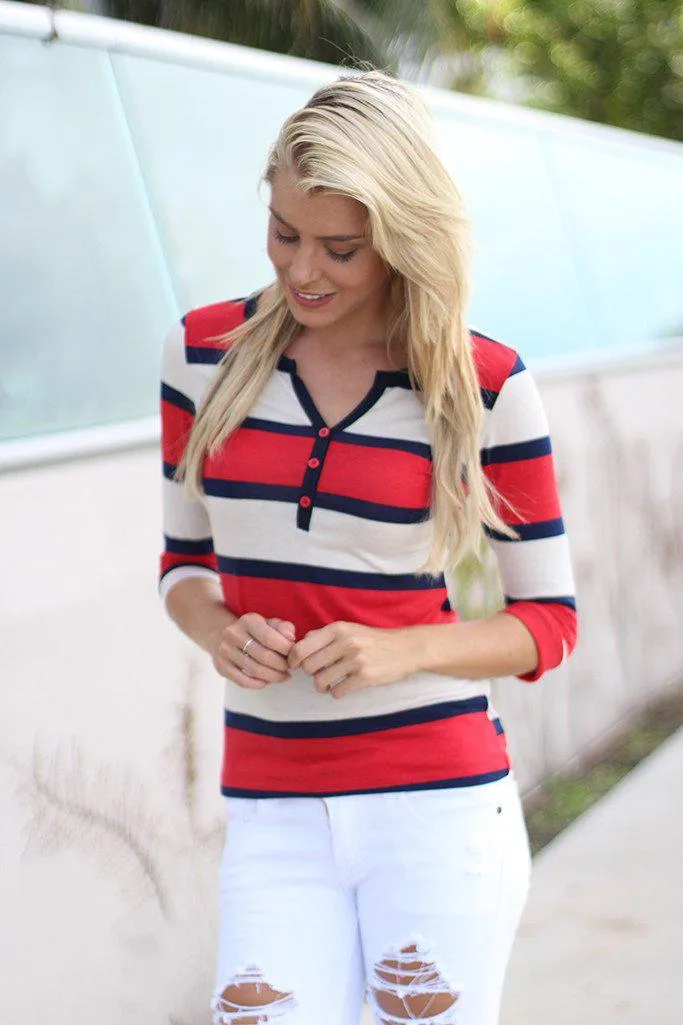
xmin=492 ymin=717 xmax=505 ymax=735
xmin=290 ymin=370 xmax=325 ymax=427
xmin=375 ymin=369 xmax=412 ymax=389
xmin=481 ymin=436 xmax=552 ymax=466
xmin=222 ymin=769 xmax=510 ymax=799
xmin=216 ymin=556 xmax=446 ymax=591
xmin=278 ymin=358 xmax=410 ymax=392
xmin=244 ymin=295 xmax=259 ymax=319
xmin=485 ymin=517 xmax=565 ymax=542
xmin=510 ymin=354 xmax=526 ymax=375
xmin=203 ymin=479 xmax=301 ymax=503
xmin=469 ymin=328 xmax=499 ymax=343
xmin=163 ymin=461 xmax=178 ymax=481
xmin=337 ymin=431 xmax=432 ymax=460
xmin=225 ymin=697 xmax=489 ymax=739
xmin=186 ymin=344 xmax=226 ymax=365
xmin=481 ymin=387 xmax=497 ymax=410
xmin=164 ymin=535 xmax=214 ymax=555
xmin=316 ymin=492 xmax=430 ymax=524
xmin=505 ymin=594 xmax=577 ymax=611
xmin=161 ymin=381 xmax=195 ymax=415
xmin=242 ymin=417 xmax=313 ymax=438
xmin=202 ymin=479 xmax=430 ymax=524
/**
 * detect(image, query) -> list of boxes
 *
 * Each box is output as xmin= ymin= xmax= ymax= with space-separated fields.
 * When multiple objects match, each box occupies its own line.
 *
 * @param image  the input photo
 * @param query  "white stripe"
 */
xmin=205 ymin=497 xmax=434 ymax=576
xmin=488 ymin=533 xmax=576 ymax=599
xmin=162 ymin=477 xmax=212 ymax=539
xmin=223 ymin=671 xmax=491 ymax=723
xmin=482 ymin=366 xmax=550 ymax=447
xmin=159 ymin=564 xmax=219 ymax=601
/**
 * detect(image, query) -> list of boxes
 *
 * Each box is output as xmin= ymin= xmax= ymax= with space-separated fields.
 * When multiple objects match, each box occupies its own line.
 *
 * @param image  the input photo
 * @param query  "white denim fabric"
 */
xmin=212 ymin=775 xmax=531 ymax=1025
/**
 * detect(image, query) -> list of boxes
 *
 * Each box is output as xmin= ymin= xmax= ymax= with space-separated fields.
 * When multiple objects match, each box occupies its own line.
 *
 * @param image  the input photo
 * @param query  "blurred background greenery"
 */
xmin=28 ymin=0 xmax=683 ymax=142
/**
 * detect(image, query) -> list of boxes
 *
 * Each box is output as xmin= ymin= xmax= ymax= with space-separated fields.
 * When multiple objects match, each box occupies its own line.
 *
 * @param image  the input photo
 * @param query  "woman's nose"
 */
xmin=288 ymin=244 xmax=322 ymax=287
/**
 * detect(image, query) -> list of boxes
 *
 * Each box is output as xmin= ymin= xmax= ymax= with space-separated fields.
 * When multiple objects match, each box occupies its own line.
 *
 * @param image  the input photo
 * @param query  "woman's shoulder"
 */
xmin=180 ymin=294 xmax=260 ymax=365
xmin=469 ymin=327 xmax=526 ymax=410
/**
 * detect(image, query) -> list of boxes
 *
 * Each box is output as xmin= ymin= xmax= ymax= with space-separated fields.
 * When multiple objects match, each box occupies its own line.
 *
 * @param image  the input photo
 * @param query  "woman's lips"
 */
xmin=289 ymin=285 xmax=336 ymax=309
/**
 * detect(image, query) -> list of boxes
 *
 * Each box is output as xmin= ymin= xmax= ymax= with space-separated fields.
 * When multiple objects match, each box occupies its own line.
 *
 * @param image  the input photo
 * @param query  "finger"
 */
xmin=238 ymin=636 xmax=291 ymax=675
xmin=302 ymin=640 xmax=348 ymax=679
xmin=212 ymin=654 xmax=269 ymax=689
xmin=329 ymin=672 xmax=367 ymax=699
xmin=239 ymin=651 xmax=291 ymax=684
xmin=215 ymin=633 xmax=290 ymax=683
xmin=313 ymin=655 xmax=357 ymax=693
xmin=244 ymin=614 xmax=295 ymax=657
xmin=288 ymin=627 xmax=336 ymax=669
xmin=267 ymin=618 xmax=297 ymax=642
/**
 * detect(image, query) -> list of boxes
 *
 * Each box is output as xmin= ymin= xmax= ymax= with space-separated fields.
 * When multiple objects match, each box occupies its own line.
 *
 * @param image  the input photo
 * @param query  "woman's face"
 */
xmin=267 ymin=170 xmax=392 ymax=338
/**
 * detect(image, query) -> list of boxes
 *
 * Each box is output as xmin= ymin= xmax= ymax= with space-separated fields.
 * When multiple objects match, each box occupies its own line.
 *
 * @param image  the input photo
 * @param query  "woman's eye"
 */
xmin=327 ymin=249 xmax=356 ymax=263
xmin=274 ymin=228 xmax=298 ymax=245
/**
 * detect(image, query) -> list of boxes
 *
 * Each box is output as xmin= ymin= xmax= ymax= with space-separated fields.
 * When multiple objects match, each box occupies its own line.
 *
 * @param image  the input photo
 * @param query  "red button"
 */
xmin=299 ymin=496 xmax=312 ymax=509
xmin=318 ymin=427 xmax=330 ymax=438
xmin=307 ymin=457 xmax=320 ymax=469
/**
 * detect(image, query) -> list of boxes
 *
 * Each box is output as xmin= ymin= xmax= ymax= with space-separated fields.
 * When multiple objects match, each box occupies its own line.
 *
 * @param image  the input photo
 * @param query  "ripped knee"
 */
xmin=369 ymin=942 xmax=461 ymax=1025
xmin=211 ymin=965 xmax=297 ymax=1024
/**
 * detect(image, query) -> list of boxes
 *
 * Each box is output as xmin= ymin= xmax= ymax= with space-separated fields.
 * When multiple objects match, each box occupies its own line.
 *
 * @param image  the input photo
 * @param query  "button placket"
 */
xmin=297 ymin=430 xmax=332 ymax=531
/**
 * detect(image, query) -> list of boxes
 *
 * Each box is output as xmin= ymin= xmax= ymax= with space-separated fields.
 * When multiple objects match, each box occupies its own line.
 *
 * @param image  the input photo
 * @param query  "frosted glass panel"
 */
xmin=1 ymin=18 xmax=681 ymax=448
xmin=434 ymin=115 xmax=593 ymax=359
xmin=0 ymin=37 xmax=177 ymax=443
xmin=112 ymin=54 xmax=323 ymax=313
xmin=545 ymin=135 xmax=683 ymax=347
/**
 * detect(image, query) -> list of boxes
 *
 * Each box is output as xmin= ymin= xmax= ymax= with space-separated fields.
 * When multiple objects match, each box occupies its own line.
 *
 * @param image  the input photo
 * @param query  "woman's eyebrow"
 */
xmin=269 ymin=207 xmax=364 ymax=242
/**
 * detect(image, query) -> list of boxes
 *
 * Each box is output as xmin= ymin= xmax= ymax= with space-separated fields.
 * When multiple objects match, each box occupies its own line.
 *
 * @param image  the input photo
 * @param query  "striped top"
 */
xmin=160 ymin=296 xmax=577 ymax=798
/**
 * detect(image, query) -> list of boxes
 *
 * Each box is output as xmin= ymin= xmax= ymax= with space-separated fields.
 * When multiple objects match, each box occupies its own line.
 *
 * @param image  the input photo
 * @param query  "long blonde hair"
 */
xmin=181 ymin=70 xmax=515 ymax=573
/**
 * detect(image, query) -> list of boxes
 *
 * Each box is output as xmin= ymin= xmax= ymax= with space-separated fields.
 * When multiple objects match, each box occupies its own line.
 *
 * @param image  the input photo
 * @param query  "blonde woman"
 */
xmin=159 ymin=71 xmax=577 ymax=1025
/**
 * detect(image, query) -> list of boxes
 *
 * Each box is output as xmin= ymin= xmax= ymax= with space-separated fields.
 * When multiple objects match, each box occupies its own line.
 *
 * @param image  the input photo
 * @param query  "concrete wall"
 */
xmin=2 ymin=353 xmax=682 ymax=1024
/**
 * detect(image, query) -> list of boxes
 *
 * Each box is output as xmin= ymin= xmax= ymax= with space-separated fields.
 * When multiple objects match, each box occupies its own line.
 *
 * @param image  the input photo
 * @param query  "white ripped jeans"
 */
xmin=212 ymin=775 xmax=531 ymax=1025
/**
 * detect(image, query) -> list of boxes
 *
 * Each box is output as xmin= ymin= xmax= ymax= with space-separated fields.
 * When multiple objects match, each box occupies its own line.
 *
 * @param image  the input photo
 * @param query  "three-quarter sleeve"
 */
xmin=159 ymin=320 xmax=218 ymax=601
xmin=480 ymin=355 xmax=578 ymax=681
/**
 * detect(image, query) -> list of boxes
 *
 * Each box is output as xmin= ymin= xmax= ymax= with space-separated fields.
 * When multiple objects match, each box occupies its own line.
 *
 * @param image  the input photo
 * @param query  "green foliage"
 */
xmin=356 ymin=0 xmax=682 ymax=141
xmin=466 ymin=0 xmax=682 ymax=142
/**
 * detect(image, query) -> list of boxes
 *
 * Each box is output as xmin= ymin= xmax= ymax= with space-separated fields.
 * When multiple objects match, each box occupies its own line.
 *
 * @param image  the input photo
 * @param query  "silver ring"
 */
xmin=241 ymin=636 xmax=256 ymax=656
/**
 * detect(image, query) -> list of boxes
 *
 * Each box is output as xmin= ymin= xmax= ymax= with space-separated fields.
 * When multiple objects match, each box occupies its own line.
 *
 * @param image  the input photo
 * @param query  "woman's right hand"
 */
xmin=209 ymin=613 xmax=296 ymax=689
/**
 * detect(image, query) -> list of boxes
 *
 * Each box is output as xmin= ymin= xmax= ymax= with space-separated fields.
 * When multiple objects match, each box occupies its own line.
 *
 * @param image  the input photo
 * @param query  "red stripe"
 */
xmin=160 ymin=551 xmax=218 ymax=576
xmin=204 ymin=429 xmax=312 ymax=486
xmin=203 ymin=432 xmax=432 ymax=509
xmin=161 ymin=399 xmax=193 ymax=465
xmin=221 ymin=712 xmax=510 ymax=794
xmin=320 ymin=441 xmax=431 ymax=508
xmin=185 ymin=299 xmax=246 ymax=349
xmin=484 ymin=453 xmax=562 ymax=524
xmin=472 ymin=332 xmax=518 ymax=394
xmin=504 ymin=601 xmax=578 ymax=681
xmin=219 ymin=575 xmax=456 ymax=636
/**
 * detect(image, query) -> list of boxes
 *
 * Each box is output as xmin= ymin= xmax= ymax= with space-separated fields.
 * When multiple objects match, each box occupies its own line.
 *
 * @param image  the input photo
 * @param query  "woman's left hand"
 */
xmin=287 ymin=622 xmax=418 ymax=699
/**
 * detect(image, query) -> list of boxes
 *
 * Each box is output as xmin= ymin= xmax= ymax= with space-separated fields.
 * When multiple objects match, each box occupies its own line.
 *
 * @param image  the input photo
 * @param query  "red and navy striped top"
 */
xmin=160 ymin=296 xmax=577 ymax=798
